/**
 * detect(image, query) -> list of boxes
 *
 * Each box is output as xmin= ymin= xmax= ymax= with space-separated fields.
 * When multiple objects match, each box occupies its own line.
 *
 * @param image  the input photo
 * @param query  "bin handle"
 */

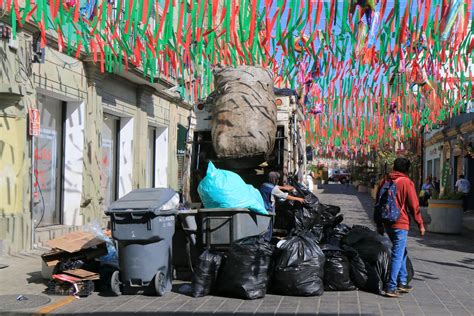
xmin=130 ymin=212 xmax=146 ymax=220
xmin=127 ymin=212 xmax=153 ymax=230
xmin=113 ymin=213 xmax=128 ymax=220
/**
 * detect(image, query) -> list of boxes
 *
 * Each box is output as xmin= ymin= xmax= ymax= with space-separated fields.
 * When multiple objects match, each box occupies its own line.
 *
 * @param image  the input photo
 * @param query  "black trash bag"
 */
xmin=407 ymin=256 xmax=414 ymax=283
xmin=274 ymin=204 xmax=295 ymax=232
xmin=287 ymin=176 xmax=320 ymax=208
xmin=192 ymin=250 xmax=223 ymax=297
xmin=309 ymin=224 xmax=324 ymax=243
xmin=364 ymin=250 xmax=391 ymax=294
xmin=323 ymin=250 xmax=356 ymax=291
xmin=321 ymin=213 xmax=344 ymax=229
xmin=272 ymin=232 xmax=325 ymax=296
xmin=343 ymin=226 xmax=392 ymax=260
xmin=342 ymin=245 xmax=368 ymax=289
xmin=323 ymin=224 xmax=351 ymax=248
xmin=294 ymin=207 xmax=321 ymax=230
xmin=216 ymin=234 xmax=274 ymax=299
xmin=342 ymin=225 xmax=391 ymax=251
xmin=303 ymin=193 xmax=320 ymax=209
xmin=342 ymin=225 xmax=391 ymax=294
xmin=320 ymin=203 xmax=341 ymax=216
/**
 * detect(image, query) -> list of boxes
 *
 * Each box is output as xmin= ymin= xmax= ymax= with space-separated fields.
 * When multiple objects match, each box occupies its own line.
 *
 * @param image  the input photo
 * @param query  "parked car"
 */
xmin=328 ymin=169 xmax=350 ymax=183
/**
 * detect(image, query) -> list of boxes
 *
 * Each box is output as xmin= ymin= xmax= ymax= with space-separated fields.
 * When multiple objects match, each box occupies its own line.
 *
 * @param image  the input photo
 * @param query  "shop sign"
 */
xmin=29 ymin=108 xmax=40 ymax=136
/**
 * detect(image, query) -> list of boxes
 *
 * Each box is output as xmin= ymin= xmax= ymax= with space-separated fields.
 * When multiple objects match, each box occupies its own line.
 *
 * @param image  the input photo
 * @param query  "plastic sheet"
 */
xmin=198 ymin=162 xmax=267 ymax=214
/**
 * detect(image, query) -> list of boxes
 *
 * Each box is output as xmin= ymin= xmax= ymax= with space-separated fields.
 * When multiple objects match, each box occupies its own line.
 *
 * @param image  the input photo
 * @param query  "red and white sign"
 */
xmin=29 ymin=108 xmax=40 ymax=136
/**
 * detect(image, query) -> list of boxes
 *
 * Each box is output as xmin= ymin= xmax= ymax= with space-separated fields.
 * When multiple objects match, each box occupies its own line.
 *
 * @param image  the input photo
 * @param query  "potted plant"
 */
xmin=426 ymin=189 xmax=464 ymax=234
xmin=309 ymin=164 xmax=324 ymax=186
xmin=358 ymin=180 xmax=369 ymax=193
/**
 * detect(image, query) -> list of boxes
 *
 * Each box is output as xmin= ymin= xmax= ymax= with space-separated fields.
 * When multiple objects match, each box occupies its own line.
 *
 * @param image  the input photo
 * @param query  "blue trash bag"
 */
xmin=198 ymin=162 xmax=268 ymax=215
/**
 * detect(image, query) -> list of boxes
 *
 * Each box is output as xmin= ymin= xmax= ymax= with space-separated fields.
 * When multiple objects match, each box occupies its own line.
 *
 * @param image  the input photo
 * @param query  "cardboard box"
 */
xmin=41 ymin=231 xmax=107 ymax=267
xmin=46 ymin=231 xmax=105 ymax=253
xmin=63 ymin=269 xmax=100 ymax=280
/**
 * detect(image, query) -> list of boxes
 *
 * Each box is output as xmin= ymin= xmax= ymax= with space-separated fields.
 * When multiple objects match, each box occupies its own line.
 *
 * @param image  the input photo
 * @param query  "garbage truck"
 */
xmin=189 ymin=80 xmax=307 ymax=202
xmin=172 ymin=66 xmax=308 ymax=279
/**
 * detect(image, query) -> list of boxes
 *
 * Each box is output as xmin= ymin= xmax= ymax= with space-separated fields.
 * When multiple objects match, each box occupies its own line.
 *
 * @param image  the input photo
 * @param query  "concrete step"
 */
xmin=33 ymin=216 xmax=110 ymax=249
xmin=33 ymin=225 xmax=81 ymax=249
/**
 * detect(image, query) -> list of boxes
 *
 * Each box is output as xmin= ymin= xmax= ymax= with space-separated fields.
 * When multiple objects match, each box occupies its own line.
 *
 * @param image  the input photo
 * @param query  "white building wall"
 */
xmin=62 ymin=101 xmax=85 ymax=226
xmin=155 ymin=127 xmax=169 ymax=187
xmin=118 ymin=117 xmax=134 ymax=198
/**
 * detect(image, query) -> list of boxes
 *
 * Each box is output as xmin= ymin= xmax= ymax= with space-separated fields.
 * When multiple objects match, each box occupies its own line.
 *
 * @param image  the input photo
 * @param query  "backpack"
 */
xmin=374 ymin=180 xmax=401 ymax=224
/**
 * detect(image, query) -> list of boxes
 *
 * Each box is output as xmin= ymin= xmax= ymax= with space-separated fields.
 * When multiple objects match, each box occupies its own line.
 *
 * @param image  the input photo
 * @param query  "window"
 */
xmin=177 ymin=124 xmax=187 ymax=191
xmin=427 ymin=160 xmax=433 ymax=179
xmin=33 ymin=96 xmax=64 ymax=227
xmin=433 ymin=158 xmax=440 ymax=180
xmin=101 ymin=114 xmax=119 ymax=209
xmin=146 ymin=127 xmax=156 ymax=188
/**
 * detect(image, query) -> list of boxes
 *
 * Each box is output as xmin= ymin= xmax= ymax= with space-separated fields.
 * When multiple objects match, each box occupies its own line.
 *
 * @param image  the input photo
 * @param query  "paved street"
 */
xmin=1 ymin=184 xmax=473 ymax=315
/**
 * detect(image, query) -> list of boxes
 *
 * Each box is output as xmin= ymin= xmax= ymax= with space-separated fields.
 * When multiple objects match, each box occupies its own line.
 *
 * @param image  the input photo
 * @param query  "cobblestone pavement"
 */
xmin=1 ymin=184 xmax=473 ymax=315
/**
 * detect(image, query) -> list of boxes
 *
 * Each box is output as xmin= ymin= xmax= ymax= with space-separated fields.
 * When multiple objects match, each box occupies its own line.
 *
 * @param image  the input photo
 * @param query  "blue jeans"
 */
xmin=386 ymin=228 xmax=408 ymax=291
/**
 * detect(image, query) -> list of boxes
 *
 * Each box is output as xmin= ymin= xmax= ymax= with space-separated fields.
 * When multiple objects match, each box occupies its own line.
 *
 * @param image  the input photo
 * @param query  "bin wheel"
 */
xmin=110 ymin=270 xmax=122 ymax=296
xmin=154 ymin=272 xmax=166 ymax=296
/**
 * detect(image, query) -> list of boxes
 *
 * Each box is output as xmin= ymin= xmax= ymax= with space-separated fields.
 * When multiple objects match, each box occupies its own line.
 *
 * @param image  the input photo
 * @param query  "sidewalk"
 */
xmin=1 ymin=184 xmax=473 ymax=315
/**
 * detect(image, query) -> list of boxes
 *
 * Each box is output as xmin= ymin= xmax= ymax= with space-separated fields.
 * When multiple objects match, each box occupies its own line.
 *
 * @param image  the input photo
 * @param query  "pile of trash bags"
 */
xmin=191 ymin=178 xmax=414 ymax=299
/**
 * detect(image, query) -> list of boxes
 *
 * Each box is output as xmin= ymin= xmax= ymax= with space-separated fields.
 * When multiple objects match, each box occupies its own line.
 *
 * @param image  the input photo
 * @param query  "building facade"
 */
xmin=424 ymin=113 xmax=474 ymax=209
xmin=0 ymin=23 xmax=194 ymax=253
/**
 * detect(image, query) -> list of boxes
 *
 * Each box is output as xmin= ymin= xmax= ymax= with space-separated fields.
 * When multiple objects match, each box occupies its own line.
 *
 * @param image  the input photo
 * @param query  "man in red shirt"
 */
xmin=376 ymin=157 xmax=425 ymax=297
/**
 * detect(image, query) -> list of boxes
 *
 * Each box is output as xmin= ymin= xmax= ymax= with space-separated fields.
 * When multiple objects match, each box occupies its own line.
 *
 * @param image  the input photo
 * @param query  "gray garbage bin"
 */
xmin=106 ymin=188 xmax=178 ymax=296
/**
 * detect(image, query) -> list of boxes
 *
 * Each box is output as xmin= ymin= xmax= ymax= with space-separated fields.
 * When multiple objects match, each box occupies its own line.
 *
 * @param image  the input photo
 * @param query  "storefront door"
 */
xmin=146 ymin=127 xmax=156 ymax=188
xmin=101 ymin=114 xmax=119 ymax=209
xmin=467 ymin=157 xmax=474 ymax=211
xmin=33 ymin=97 xmax=63 ymax=227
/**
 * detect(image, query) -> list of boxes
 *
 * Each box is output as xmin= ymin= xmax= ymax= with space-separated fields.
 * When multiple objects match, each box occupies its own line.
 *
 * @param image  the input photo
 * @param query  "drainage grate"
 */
xmin=0 ymin=294 xmax=51 ymax=311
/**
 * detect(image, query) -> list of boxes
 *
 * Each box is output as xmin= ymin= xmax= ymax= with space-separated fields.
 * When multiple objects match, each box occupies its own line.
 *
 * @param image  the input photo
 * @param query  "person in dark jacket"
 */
xmin=260 ymin=171 xmax=305 ymax=213
xmin=376 ymin=158 xmax=425 ymax=297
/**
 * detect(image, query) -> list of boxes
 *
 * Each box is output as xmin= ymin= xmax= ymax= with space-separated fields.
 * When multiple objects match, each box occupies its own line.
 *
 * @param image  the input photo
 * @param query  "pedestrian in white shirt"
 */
xmin=455 ymin=175 xmax=471 ymax=212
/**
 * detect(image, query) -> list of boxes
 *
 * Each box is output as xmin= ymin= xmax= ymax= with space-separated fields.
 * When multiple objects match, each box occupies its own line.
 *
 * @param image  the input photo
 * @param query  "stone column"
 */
xmin=135 ymin=85 xmax=155 ymax=189
xmin=81 ymin=63 xmax=105 ymax=224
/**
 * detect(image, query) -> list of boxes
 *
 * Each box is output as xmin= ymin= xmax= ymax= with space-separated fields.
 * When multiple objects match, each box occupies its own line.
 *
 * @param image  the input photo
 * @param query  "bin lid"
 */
xmin=106 ymin=188 xmax=179 ymax=215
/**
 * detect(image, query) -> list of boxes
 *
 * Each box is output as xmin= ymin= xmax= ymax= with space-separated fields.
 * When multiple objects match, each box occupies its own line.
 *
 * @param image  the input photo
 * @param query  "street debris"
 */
xmin=271 ymin=232 xmax=325 ymax=296
xmin=189 ymin=173 xmax=416 ymax=299
xmin=192 ymin=250 xmax=223 ymax=297
xmin=215 ymin=234 xmax=274 ymax=300
xmin=41 ymin=230 xmax=112 ymax=298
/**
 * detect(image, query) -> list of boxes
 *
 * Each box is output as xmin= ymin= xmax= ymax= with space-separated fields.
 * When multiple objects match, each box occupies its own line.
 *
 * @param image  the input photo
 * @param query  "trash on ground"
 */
xmin=41 ymin=230 xmax=113 ymax=298
xmin=216 ymin=234 xmax=274 ymax=299
xmin=323 ymin=249 xmax=356 ymax=291
xmin=192 ymin=250 xmax=223 ymax=297
xmin=271 ymin=231 xmax=325 ymax=296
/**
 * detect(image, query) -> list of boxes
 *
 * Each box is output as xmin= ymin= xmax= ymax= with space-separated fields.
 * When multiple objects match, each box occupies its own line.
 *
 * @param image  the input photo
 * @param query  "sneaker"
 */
xmin=397 ymin=284 xmax=413 ymax=293
xmin=385 ymin=290 xmax=400 ymax=298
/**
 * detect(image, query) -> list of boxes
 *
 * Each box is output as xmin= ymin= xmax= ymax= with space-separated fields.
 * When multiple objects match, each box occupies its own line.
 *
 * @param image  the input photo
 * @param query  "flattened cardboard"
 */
xmin=42 ymin=241 xmax=108 ymax=266
xmin=63 ymin=269 xmax=100 ymax=280
xmin=52 ymin=274 xmax=82 ymax=283
xmin=46 ymin=231 xmax=105 ymax=253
